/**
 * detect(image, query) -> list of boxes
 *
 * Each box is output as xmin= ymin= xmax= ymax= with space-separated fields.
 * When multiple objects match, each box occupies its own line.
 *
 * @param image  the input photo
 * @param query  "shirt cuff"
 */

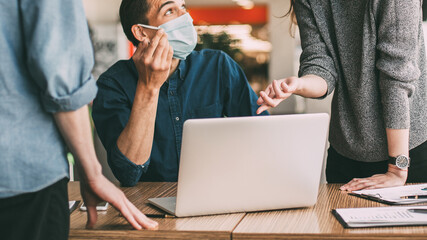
xmin=108 ymin=143 xmax=150 ymax=187
xmin=41 ymin=76 xmax=98 ymax=113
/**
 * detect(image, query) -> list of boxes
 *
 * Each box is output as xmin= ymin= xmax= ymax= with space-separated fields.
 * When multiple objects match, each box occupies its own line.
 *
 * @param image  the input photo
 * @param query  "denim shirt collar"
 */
xmin=177 ymin=59 xmax=186 ymax=81
xmin=167 ymin=58 xmax=188 ymax=81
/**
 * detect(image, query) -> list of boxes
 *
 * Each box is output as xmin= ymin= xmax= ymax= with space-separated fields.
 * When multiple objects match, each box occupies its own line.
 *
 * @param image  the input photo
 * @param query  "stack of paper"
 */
xmin=349 ymin=184 xmax=427 ymax=205
xmin=333 ymin=206 xmax=427 ymax=228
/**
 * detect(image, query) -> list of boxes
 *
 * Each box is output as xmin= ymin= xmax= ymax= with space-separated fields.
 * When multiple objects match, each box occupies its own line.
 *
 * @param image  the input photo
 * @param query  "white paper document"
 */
xmin=350 ymin=184 xmax=427 ymax=204
xmin=69 ymin=200 xmax=76 ymax=209
xmin=333 ymin=206 xmax=427 ymax=228
xmin=69 ymin=200 xmax=80 ymax=214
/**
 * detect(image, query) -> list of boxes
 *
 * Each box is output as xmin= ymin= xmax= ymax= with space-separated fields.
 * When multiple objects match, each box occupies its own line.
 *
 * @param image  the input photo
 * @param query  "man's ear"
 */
xmin=131 ymin=25 xmax=148 ymax=43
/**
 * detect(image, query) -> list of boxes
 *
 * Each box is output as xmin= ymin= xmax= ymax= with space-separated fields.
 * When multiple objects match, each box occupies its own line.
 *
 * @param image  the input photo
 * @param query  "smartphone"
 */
xmin=79 ymin=201 xmax=109 ymax=211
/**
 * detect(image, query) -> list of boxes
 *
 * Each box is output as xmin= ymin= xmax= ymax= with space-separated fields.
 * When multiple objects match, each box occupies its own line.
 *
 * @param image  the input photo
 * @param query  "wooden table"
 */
xmin=233 ymin=184 xmax=427 ymax=240
xmin=68 ymin=182 xmax=427 ymax=239
xmin=68 ymin=182 xmax=244 ymax=240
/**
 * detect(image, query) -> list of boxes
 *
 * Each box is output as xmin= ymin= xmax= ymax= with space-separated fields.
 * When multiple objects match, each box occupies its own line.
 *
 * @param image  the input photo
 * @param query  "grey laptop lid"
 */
xmin=149 ymin=113 xmax=330 ymax=217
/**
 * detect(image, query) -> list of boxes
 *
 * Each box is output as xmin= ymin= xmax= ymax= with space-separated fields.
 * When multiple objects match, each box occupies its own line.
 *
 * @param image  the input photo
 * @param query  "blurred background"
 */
xmin=78 ymin=0 xmax=427 ymax=183
xmin=80 ymin=0 xmax=336 ymax=183
xmin=82 ymin=0 xmax=334 ymax=116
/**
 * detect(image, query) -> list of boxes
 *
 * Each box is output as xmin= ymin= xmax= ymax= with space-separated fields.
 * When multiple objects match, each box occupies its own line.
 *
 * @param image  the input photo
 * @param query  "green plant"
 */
xmin=196 ymin=32 xmax=244 ymax=66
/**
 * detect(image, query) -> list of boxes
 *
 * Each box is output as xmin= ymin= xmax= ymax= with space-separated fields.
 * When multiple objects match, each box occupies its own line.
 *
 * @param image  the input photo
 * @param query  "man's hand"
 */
xmin=79 ymin=173 xmax=158 ymax=230
xmin=132 ymin=29 xmax=174 ymax=91
xmin=116 ymin=29 xmax=174 ymax=165
xmin=339 ymin=165 xmax=408 ymax=191
xmin=256 ymin=77 xmax=300 ymax=114
xmin=54 ymin=106 xmax=158 ymax=230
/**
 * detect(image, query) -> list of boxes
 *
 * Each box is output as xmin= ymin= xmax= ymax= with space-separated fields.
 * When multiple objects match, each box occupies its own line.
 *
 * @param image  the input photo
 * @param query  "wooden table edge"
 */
xmin=232 ymin=232 xmax=427 ymax=240
xmin=69 ymin=229 xmax=233 ymax=240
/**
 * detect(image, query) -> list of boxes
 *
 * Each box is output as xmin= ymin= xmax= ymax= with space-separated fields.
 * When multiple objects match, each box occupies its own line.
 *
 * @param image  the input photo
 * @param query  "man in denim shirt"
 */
xmin=92 ymin=0 xmax=268 ymax=187
xmin=0 ymin=1 xmax=158 ymax=239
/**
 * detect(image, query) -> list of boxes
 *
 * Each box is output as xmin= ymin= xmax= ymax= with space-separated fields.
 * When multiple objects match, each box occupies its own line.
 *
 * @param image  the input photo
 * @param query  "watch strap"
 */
xmin=387 ymin=156 xmax=397 ymax=165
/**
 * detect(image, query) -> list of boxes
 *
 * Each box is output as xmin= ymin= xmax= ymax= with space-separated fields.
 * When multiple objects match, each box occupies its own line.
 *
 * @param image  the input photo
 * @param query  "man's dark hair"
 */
xmin=120 ymin=0 xmax=150 ymax=46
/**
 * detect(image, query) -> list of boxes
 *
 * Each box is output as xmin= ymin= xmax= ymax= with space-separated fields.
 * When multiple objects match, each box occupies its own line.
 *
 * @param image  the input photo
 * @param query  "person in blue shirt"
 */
xmin=92 ymin=0 xmax=268 ymax=187
xmin=0 ymin=0 xmax=158 ymax=238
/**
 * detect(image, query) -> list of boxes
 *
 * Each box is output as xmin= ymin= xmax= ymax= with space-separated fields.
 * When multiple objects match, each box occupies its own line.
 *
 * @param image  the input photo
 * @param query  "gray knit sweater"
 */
xmin=295 ymin=0 xmax=427 ymax=162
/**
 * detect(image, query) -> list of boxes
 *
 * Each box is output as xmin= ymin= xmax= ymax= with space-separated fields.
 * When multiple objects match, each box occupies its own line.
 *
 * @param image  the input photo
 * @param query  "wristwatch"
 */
xmin=388 ymin=155 xmax=410 ymax=170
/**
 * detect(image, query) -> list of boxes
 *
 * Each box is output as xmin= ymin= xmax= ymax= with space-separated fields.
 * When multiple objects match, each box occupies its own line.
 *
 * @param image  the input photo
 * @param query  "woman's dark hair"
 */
xmin=119 ymin=0 xmax=150 ymax=46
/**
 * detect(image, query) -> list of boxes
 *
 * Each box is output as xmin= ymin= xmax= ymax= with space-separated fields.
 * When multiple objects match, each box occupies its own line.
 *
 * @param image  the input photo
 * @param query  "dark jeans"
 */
xmin=0 ymin=178 xmax=69 ymax=240
xmin=326 ymin=141 xmax=427 ymax=183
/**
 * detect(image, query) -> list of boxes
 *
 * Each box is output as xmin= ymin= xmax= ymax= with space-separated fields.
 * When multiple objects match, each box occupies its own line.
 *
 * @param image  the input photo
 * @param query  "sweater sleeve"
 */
xmin=294 ymin=0 xmax=338 ymax=99
xmin=375 ymin=0 xmax=421 ymax=129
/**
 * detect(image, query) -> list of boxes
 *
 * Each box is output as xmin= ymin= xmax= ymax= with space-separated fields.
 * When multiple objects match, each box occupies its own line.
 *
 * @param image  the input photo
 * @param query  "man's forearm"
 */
xmin=116 ymin=82 xmax=159 ymax=165
xmin=53 ymin=105 xmax=102 ymax=181
xmin=116 ymin=30 xmax=174 ymax=166
xmin=54 ymin=104 xmax=159 ymax=230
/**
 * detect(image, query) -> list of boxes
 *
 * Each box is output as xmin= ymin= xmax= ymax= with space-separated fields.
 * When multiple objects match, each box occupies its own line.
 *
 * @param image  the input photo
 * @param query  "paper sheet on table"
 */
xmin=333 ymin=206 xmax=427 ymax=228
xmin=350 ymin=184 xmax=427 ymax=204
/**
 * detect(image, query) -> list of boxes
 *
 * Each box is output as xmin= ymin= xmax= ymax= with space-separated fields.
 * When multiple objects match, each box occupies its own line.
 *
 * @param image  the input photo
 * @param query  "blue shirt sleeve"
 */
xmin=92 ymin=76 xmax=149 ymax=187
xmin=110 ymin=143 xmax=149 ymax=187
xmin=220 ymin=52 xmax=269 ymax=116
xmin=20 ymin=0 xmax=97 ymax=112
xmin=92 ymin=75 xmax=150 ymax=187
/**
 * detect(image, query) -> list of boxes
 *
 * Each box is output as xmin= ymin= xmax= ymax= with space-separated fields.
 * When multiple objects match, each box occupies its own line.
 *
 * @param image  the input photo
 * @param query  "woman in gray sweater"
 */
xmin=257 ymin=0 xmax=427 ymax=191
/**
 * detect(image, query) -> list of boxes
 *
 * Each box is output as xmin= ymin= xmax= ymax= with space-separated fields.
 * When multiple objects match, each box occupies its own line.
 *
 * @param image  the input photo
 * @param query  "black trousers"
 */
xmin=0 ymin=178 xmax=69 ymax=240
xmin=326 ymin=140 xmax=427 ymax=183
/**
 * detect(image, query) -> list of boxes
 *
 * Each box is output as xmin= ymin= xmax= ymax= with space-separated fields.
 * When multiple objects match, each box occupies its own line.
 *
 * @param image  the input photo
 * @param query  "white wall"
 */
xmin=266 ymin=0 xmax=300 ymax=114
xmin=83 ymin=0 xmax=121 ymax=24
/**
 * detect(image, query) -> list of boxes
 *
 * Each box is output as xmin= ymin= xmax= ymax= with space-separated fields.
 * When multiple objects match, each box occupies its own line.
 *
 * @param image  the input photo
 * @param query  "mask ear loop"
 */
xmin=137 ymin=24 xmax=160 ymax=30
xmin=137 ymin=24 xmax=160 ymax=45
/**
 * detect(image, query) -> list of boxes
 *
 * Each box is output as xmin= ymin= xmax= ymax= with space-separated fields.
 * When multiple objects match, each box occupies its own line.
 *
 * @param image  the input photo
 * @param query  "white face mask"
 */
xmin=138 ymin=13 xmax=198 ymax=60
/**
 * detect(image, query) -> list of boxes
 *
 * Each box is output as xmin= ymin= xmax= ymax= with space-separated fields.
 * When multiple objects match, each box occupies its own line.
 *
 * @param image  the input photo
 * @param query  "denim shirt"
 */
xmin=92 ymin=50 xmax=268 ymax=186
xmin=0 ymin=0 xmax=97 ymax=198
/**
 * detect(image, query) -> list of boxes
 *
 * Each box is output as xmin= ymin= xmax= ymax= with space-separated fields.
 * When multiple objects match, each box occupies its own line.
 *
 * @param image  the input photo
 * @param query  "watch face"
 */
xmin=396 ymin=155 xmax=409 ymax=168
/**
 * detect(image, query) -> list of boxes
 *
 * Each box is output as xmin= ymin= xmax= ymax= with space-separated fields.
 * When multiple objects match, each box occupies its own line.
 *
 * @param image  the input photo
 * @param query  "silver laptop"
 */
xmin=148 ymin=113 xmax=330 ymax=217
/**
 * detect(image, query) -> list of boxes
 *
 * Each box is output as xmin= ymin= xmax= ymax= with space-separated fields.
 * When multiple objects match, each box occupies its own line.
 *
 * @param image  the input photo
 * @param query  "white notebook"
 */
xmin=333 ymin=206 xmax=427 ymax=228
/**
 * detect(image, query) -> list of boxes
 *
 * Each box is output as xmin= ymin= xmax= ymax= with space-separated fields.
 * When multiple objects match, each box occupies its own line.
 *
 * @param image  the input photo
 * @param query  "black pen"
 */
xmin=119 ymin=213 xmax=175 ymax=218
xmin=407 ymin=208 xmax=427 ymax=214
xmin=400 ymin=195 xmax=427 ymax=199
xmin=145 ymin=214 xmax=175 ymax=218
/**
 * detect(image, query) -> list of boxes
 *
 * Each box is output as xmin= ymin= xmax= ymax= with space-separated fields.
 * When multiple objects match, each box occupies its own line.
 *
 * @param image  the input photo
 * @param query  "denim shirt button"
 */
xmin=175 ymin=117 xmax=180 ymax=121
